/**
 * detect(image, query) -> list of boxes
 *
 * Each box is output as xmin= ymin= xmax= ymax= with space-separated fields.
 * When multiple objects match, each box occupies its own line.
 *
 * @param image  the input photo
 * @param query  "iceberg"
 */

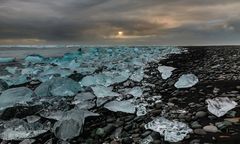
xmin=35 ymin=77 xmax=81 ymax=97
xmin=0 ymin=87 xmax=34 ymax=110
xmin=145 ymin=117 xmax=192 ymax=142
xmin=91 ymin=85 xmax=120 ymax=97
xmin=157 ymin=66 xmax=176 ymax=80
xmin=0 ymin=57 xmax=15 ymax=63
xmin=0 ymin=119 xmax=49 ymax=140
xmin=104 ymin=100 xmax=136 ymax=114
xmin=174 ymin=74 xmax=199 ymax=88
xmin=24 ymin=54 xmax=45 ymax=64
xmin=206 ymin=97 xmax=237 ymax=117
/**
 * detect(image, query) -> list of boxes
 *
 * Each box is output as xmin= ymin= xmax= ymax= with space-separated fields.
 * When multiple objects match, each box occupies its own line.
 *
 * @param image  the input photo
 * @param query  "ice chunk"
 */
xmin=0 ymin=57 xmax=15 ymax=63
xmin=0 ymin=119 xmax=49 ymax=140
xmin=53 ymin=119 xmax=82 ymax=140
xmin=127 ymin=86 xmax=143 ymax=97
xmin=0 ymin=75 xmax=29 ymax=86
xmin=35 ymin=77 xmax=81 ymax=97
xmin=24 ymin=54 xmax=45 ymax=64
xmin=21 ymin=67 xmax=42 ymax=76
xmin=206 ymin=97 xmax=237 ymax=117
xmin=19 ymin=139 xmax=35 ymax=144
xmin=96 ymin=97 xmax=112 ymax=107
xmin=40 ymin=110 xmax=65 ymax=121
xmin=5 ymin=67 xmax=18 ymax=75
xmin=130 ymin=68 xmax=144 ymax=82
xmin=37 ymin=67 xmax=72 ymax=82
xmin=104 ymin=100 xmax=136 ymax=114
xmin=174 ymin=74 xmax=198 ymax=88
xmin=73 ymin=92 xmax=96 ymax=109
xmin=72 ymin=92 xmax=95 ymax=104
xmin=145 ymin=117 xmax=192 ymax=142
xmin=80 ymin=71 xmax=130 ymax=87
xmin=57 ymin=59 xmax=80 ymax=71
xmin=52 ymin=108 xmax=99 ymax=140
xmin=136 ymin=104 xmax=147 ymax=116
xmin=26 ymin=115 xmax=41 ymax=123
xmin=40 ymin=108 xmax=99 ymax=121
xmin=0 ymin=87 xmax=34 ymax=110
xmin=92 ymin=85 xmax=120 ymax=97
xmin=158 ymin=66 xmax=176 ymax=79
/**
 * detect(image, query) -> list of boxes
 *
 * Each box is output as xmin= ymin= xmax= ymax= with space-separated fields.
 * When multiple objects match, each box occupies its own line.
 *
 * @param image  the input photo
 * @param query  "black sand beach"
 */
xmin=0 ymin=46 xmax=240 ymax=144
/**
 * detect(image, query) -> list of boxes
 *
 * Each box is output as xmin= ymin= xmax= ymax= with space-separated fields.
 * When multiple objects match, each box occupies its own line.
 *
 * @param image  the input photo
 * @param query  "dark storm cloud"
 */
xmin=0 ymin=0 xmax=240 ymax=44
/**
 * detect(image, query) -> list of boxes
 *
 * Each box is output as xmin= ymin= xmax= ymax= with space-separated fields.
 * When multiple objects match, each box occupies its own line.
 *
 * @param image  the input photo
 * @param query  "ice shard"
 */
xmin=80 ymin=71 xmax=130 ymax=87
xmin=91 ymin=85 xmax=120 ymax=97
xmin=0 ymin=87 xmax=34 ymax=110
xmin=0 ymin=75 xmax=29 ymax=86
xmin=52 ymin=108 xmax=99 ymax=140
xmin=126 ymin=86 xmax=143 ymax=97
xmin=35 ymin=77 xmax=81 ymax=97
xmin=0 ymin=119 xmax=49 ymax=140
xmin=53 ymin=119 xmax=83 ymax=140
xmin=37 ymin=67 xmax=72 ymax=82
xmin=206 ymin=97 xmax=237 ymax=117
xmin=104 ymin=100 xmax=136 ymax=114
xmin=174 ymin=74 xmax=199 ymax=88
xmin=145 ymin=117 xmax=192 ymax=142
xmin=130 ymin=68 xmax=144 ymax=82
xmin=157 ymin=66 xmax=176 ymax=80
xmin=72 ymin=92 xmax=95 ymax=104
xmin=5 ymin=67 xmax=18 ymax=75
xmin=73 ymin=92 xmax=96 ymax=109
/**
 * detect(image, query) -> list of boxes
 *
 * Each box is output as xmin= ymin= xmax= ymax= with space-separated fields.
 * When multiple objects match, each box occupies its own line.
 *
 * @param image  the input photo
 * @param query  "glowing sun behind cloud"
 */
xmin=118 ymin=31 xmax=123 ymax=36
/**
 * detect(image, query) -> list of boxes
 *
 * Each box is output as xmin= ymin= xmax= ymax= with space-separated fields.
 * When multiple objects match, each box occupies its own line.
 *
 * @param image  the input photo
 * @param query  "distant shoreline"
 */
xmin=0 ymin=47 xmax=80 ymax=60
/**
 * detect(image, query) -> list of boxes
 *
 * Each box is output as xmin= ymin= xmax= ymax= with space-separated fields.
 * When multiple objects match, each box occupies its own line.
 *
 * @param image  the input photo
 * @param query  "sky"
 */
xmin=0 ymin=0 xmax=240 ymax=45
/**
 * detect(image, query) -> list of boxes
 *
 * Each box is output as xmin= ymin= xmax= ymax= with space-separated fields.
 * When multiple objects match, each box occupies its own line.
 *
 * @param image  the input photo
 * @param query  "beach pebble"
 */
xmin=195 ymin=111 xmax=207 ymax=118
xmin=203 ymin=125 xmax=219 ymax=133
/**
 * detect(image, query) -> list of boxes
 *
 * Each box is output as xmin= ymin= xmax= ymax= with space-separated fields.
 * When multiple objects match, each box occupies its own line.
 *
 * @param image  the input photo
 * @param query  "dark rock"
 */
xmin=0 ymin=79 xmax=8 ymax=92
xmin=141 ymin=131 xmax=152 ymax=138
xmin=194 ymin=129 xmax=207 ymax=135
xmin=195 ymin=111 xmax=207 ymax=118
xmin=189 ymin=139 xmax=201 ymax=144
xmin=124 ymin=124 xmax=132 ymax=131
xmin=191 ymin=121 xmax=202 ymax=129
xmin=122 ymin=138 xmax=133 ymax=144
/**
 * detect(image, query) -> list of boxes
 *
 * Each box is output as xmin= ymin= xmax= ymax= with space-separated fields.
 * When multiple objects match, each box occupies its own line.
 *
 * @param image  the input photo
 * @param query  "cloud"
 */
xmin=0 ymin=0 xmax=240 ymax=44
